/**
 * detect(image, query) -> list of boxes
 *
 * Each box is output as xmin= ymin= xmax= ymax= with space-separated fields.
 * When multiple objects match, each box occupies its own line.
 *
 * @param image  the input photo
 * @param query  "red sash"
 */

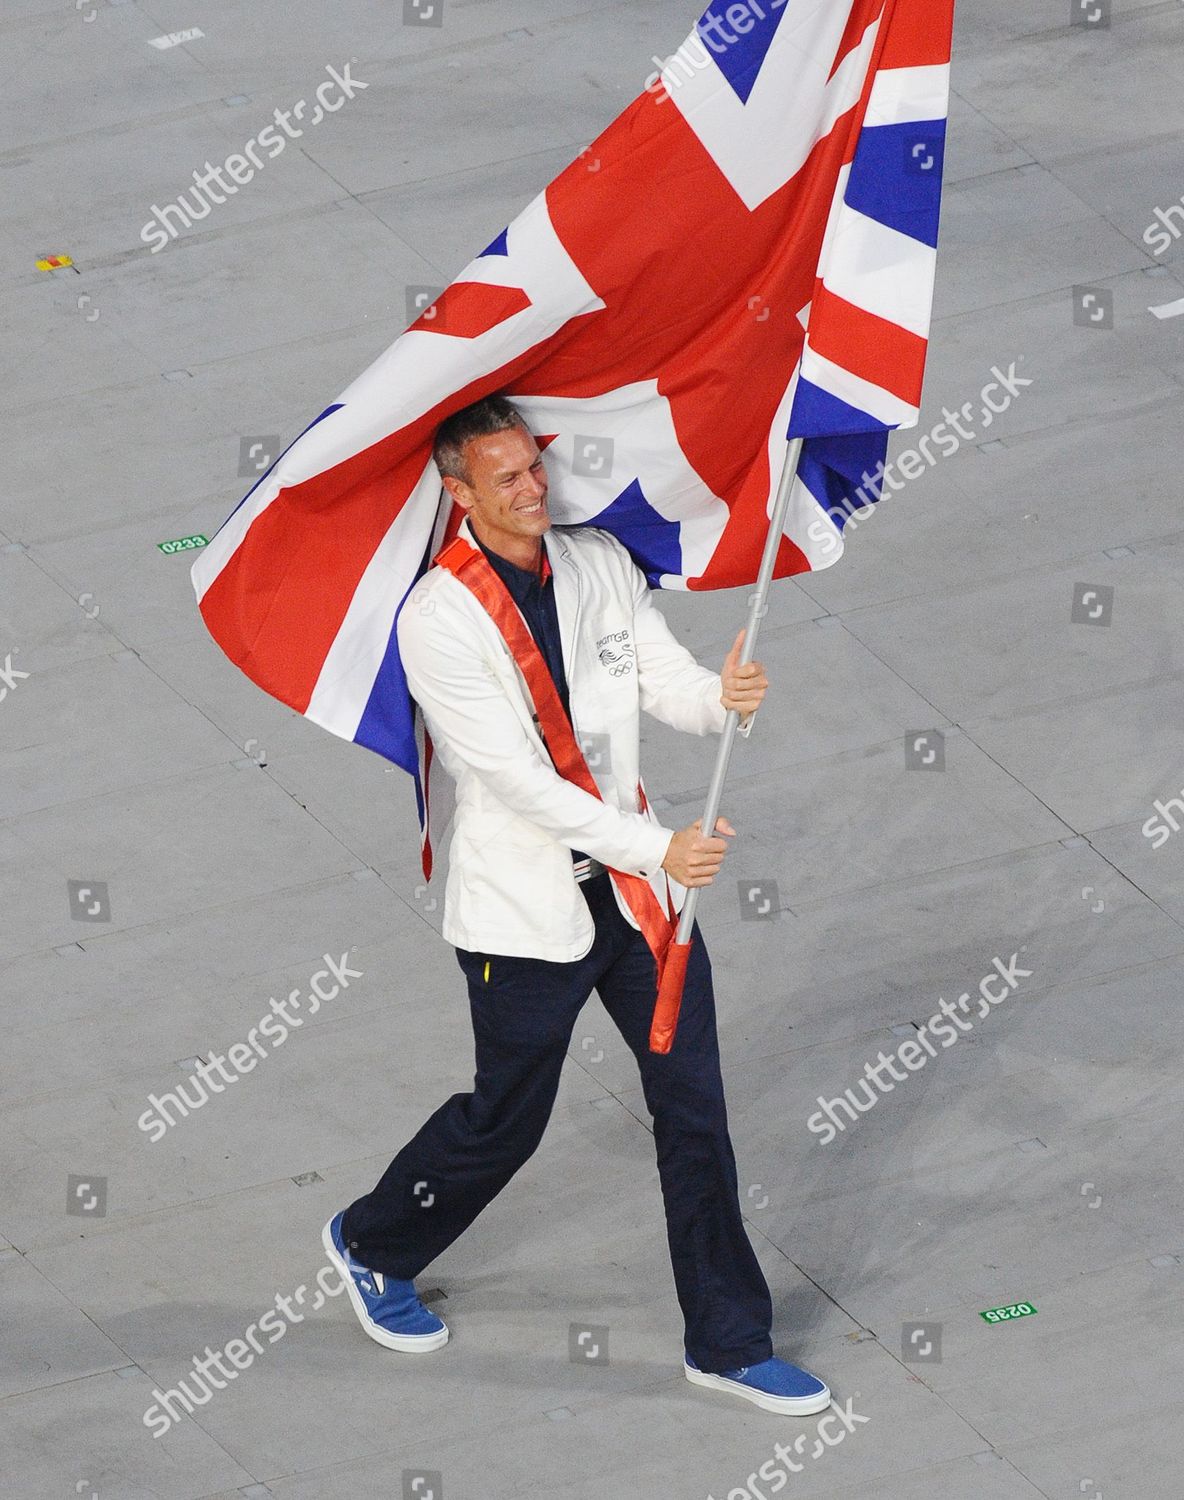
xmin=433 ymin=533 xmax=692 ymax=1053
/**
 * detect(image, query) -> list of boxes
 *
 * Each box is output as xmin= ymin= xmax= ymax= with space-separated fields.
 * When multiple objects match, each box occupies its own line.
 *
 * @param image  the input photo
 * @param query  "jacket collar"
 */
xmin=454 ymin=511 xmax=574 ymax=578
xmin=453 ymin=512 xmax=582 ymax=665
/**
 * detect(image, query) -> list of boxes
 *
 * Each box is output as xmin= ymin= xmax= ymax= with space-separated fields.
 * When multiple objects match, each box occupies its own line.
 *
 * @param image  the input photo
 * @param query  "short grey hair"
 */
xmin=433 ymin=395 xmax=528 ymax=485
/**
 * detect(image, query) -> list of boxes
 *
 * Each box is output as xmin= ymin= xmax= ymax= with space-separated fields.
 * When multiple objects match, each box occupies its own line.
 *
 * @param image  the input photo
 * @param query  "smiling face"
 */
xmin=441 ymin=421 xmax=550 ymax=568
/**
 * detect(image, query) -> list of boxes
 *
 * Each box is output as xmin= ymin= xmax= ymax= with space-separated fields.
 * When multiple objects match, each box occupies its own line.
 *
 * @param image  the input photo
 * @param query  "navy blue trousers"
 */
xmin=340 ymin=870 xmax=773 ymax=1372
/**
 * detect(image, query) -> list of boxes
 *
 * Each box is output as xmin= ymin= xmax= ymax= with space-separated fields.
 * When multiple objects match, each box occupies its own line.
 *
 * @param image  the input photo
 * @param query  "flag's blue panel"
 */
xmin=587 ymin=478 xmax=683 ymax=587
xmin=354 ymin=541 xmax=436 ymax=774
xmin=798 ymin=430 xmax=890 ymax=536
xmin=845 ymin=120 xmax=947 ymax=248
xmin=479 ymin=227 xmax=511 ymax=257
xmin=696 ymin=1 xmax=789 ymax=104
xmin=789 ymin=377 xmax=895 ymax=440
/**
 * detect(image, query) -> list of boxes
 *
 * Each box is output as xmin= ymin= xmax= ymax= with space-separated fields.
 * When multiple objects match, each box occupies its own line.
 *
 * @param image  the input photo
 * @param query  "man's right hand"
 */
xmin=660 ymin=816 xmax=736 ymax=887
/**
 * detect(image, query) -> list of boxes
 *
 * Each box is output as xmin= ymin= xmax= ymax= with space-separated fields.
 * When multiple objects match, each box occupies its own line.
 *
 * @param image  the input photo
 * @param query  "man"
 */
xmin=323 ymin=396 xmax=830 ymax=1417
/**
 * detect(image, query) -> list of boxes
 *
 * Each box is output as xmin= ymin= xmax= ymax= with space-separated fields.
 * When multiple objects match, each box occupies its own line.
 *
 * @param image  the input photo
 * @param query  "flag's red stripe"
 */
xmin=198 ymin=445 xmax=430 ymax=713
xmin=408 ymin=281 xmax=532 ymax=339
xmin=808 ymin=284 xmax=927 ymax=407
xmin=878 ymin=0 xmax=954 ymax=71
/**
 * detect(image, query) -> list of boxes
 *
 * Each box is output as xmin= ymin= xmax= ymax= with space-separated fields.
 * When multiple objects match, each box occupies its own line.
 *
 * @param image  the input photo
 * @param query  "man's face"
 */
xmin=444 ymin=422 xmax=550 ymax=546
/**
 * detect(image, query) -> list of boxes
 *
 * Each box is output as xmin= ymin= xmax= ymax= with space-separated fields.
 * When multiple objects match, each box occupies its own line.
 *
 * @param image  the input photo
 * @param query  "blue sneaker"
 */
xmin=322 ymin=1212 xmax=449 ymax=1353
xmin=684 ymin=1352 xmax=830 ymax=1415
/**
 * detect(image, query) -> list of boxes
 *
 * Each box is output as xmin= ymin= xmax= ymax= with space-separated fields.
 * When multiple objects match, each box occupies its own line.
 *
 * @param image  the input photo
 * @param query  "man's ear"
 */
xmin=442 ymin=474 xmax=473 ymax=511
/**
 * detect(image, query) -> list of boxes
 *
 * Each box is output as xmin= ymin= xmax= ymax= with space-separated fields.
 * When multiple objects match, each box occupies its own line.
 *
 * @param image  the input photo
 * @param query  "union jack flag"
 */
xmin=192 ymin=0 xmax=955 ymax=876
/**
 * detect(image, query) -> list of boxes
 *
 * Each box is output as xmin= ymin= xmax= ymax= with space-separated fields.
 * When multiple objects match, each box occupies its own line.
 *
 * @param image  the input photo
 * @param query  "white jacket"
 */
xmin=398 ymin=514 xmax=754 ymax=961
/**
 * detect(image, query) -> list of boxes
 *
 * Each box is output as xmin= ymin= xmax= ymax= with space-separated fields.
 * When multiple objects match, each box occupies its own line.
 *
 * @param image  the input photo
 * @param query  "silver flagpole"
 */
xmin=673 ymin=433 xmax=806 ymax=945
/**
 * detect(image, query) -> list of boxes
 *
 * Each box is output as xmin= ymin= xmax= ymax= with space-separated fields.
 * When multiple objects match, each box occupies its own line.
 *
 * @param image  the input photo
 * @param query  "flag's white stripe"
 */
xmin=665 ymin=3 xmax=882 ymax=211
xmin=192 ymin=192 xmax=604 ymax=602
xmin=671 ymin=504 xmax=728 ymax=586
xmin=305 ymin=457 xmax=442 ymax=737
xmin=865 ymin=63 xmax=951 ymax=128
xmin=511 ymin=383 xmax=732 ymax=584
xmin=817 ymin=202 xmax=938 ymax=338
xmin=800 ymin=344 xmax=917 ymax=428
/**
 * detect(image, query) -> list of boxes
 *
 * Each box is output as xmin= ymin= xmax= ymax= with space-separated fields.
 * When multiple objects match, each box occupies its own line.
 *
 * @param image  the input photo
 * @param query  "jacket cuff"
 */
xmin=633 ymin=821 xmax=675 ymax=880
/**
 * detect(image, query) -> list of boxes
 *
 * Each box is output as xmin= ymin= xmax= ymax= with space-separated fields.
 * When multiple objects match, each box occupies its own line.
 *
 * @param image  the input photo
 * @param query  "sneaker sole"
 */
xmin=684 ymin=1360 xmax=831 ymax=1416
xmin=321 ymin=1219 xmax=449 ymax=1354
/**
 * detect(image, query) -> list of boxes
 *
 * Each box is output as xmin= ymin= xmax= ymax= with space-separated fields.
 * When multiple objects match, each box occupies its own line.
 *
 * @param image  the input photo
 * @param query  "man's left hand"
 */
xmin=720 ymin=627 xmax=768 ymax=724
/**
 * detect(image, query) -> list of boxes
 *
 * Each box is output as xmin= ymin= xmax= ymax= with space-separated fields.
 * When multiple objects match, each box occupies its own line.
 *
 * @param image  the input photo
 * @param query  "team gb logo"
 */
xmin=597 ymin=628 xmax=635 ymax=677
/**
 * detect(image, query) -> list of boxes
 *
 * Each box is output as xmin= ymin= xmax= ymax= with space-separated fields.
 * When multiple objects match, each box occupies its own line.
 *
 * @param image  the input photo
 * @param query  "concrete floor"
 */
xmin=3 ymin=1 xmax=1184 ymax=1496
